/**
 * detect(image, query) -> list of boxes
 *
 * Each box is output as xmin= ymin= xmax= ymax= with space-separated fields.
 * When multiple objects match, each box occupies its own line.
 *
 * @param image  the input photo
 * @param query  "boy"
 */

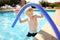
xmin=19 ymin=7 xmax=43 ymax=39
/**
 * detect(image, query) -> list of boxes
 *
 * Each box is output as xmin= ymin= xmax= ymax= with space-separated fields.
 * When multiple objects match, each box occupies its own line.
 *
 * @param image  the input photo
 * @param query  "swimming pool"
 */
xmin=0 ymin=10 xmax=55 ymax=40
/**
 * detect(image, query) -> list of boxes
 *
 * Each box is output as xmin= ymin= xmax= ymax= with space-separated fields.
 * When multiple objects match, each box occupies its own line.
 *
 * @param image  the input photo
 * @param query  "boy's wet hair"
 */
xmin=24 ymin=6 xmax=33 ymax=14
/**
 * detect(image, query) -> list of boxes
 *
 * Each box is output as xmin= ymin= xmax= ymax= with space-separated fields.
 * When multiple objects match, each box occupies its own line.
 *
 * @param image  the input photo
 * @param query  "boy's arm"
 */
xmin=35 ymin=14 xmax=43 ymax=18
xmin=15 ymin=13 xmax=28 ymax=23
xmin=19 ymin=18 xmax=28 ymax=23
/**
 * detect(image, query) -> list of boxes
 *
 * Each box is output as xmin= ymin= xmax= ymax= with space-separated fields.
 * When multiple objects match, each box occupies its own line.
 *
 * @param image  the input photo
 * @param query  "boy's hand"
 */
xmin=19 ymin=18 xmax=28 ymax=23
xmin=35 ymin=13 xmax=43 ymax=18
xmin=40 ymin=14 xmax=43 ymax=18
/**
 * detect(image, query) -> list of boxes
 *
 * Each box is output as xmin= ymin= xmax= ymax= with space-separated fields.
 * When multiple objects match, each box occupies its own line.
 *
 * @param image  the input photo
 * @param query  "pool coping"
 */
xmin=0 ymin=9 xmax=13 ymax=12
xmin=0 ymin=8 xmax=56 ymax=12
xmin=33 ymin=8 xmax=56 ymax=11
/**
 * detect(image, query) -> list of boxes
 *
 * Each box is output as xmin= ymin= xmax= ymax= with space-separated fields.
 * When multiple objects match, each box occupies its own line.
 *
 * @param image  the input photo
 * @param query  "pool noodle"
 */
xmin=11 ymin=3 xmax=60 ymax=40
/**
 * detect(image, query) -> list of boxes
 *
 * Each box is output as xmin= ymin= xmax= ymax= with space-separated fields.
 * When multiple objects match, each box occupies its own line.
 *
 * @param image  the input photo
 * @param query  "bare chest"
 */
xmin=28 ymin=17 xmax=37 ymax=25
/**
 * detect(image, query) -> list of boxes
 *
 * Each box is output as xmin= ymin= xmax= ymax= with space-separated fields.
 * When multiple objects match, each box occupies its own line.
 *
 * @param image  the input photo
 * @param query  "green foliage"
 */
xmin=40 ymin=1 xmax=48 ymax=7
xmin=0 ymin=0 xmax=21 ymax=7
xmin=39 ymin=1 xmax=60 ymax=7
xmin=51 ymin=3 xmax=60 ymax=7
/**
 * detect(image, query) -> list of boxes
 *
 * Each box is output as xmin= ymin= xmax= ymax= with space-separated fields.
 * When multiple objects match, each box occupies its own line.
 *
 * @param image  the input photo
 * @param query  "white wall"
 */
xmin=26 ymin=0 xmax=42 ymax=4
xmin=47 ymin=0 xmax=60 ymax=3
xmin=26 ymin=0 xmax=60 ymax=3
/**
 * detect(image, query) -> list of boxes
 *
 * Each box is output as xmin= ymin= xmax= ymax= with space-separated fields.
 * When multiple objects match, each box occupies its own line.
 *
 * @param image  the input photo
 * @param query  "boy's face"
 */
xmin=26 ymin=9 xmax=33 ymax=17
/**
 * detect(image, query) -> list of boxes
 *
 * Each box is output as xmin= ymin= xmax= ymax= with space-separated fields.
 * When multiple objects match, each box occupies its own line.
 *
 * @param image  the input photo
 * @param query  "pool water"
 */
xmin=0 ymin=10 xmax=55 ymax=40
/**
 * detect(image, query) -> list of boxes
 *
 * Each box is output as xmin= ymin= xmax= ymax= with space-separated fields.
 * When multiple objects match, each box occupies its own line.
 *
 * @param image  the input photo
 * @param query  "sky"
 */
xmin=26 ymin=0 xmax=60 ymax=3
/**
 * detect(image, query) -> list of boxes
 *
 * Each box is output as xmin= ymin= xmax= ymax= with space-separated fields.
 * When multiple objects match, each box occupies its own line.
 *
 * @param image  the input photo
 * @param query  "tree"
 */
xmin=0 ymin=0 xmax=21 ymax=7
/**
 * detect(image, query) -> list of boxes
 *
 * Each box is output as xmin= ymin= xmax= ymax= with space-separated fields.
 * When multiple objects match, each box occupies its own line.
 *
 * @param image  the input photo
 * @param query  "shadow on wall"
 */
xmin=38 ymin=30 xmax=57 ymax=40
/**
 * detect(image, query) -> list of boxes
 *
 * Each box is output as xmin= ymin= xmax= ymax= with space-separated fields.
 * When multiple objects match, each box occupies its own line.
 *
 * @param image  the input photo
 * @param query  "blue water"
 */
xmin=0 ymin=10 xmax=55 ymax=40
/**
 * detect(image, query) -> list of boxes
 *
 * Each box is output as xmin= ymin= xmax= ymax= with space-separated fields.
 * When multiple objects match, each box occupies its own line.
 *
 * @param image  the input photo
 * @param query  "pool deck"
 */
xmin=34 ymin=9 xmax=60 ymax=40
